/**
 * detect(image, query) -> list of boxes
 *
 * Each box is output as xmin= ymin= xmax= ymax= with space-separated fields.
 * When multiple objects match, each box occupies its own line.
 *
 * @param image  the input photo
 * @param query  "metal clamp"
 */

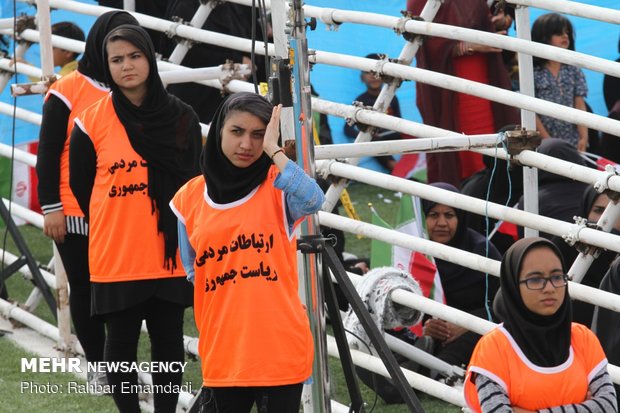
xmin=397 ymin=11 xmax=424 ymax=43
xmin=594 ymin=163 xmax=619 ymax=194
xmin=14 ymin=14 xmax=35 ymax=41
xmin=345 ymin=102 xmax=373 ymax=133
xmin=562 ymin=216 xmax=589 ymax=246
xmin=504 ymin=127 xmax=541 ymax=166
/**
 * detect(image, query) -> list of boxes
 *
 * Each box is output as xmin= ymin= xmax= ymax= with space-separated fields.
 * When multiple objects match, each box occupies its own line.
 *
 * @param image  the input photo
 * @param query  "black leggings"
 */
xmin=197 ymin=384 xmax=304 ymax=413
xmin=104 ymin=297 xmax=186 ymax=413
xmin=55 ymin=233 xmax=105 ymax=362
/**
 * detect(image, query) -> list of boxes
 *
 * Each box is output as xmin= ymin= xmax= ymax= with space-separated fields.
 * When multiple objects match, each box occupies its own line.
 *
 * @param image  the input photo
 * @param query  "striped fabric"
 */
xmin=65 ymin=215 xmax=88 ymax=236
xmin=475 ymin=368 xmax=618 ymax=413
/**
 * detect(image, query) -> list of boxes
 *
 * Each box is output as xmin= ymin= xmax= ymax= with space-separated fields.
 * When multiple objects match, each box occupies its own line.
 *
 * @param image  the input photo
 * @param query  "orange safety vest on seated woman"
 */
xmin=170 ymin=167 xmax=314 ymax=387
xmin=464 ymin=323 xmax=607 ymax=412
xmin=74 ymin=94 xmax=184 ymax=282
xmin=46 ymin=70 xmax=108 ymax=218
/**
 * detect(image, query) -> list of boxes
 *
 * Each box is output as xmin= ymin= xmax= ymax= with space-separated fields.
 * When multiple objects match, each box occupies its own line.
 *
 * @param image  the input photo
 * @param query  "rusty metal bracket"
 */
xmin=504 ymin=127 xmax=541 ymax=166
xmin=397 ymin=11 xmax=425 ymax=43
xmin=10 ymin=75 xmax=57 ymax=97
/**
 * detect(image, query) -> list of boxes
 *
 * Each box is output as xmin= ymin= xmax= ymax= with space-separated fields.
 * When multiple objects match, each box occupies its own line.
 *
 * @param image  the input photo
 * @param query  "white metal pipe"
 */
xmin=314 ymin=134 xmax=502 ymax=160
xmin=509 ymin=0 xmax=620 ymax=25
xmin=40 ymin=0 xmax=276 ymax=57
xmin=123 ymin=0 xmax=134 ymax=12
xmin=53 ymin=243 xmax=73 ymax=355
xmin=0 ymin=298 xmax=59 ymax=340
xmin=168 ymin=2 xmax=218 ymax=65
xmin=35 ymin=0 xmax=54 ymax=78
xmin=310 ymin=52 xmax=620 ymax=138
xmin=316 ymin=163 xmax=620 ymax=254
xmin=312 ymin=97 xmax=456 ymax=139
xmin=322 ymin=0 xmax=441 ymax=214
xmin=0 ymin=248 xmax=56 ymax=289
xmin=0 ymin=142 xmax=37 ymax=167
xmin=0 ymin=18 xmax=15 ymax=30
xmin=0 ymin=101 xmax=42 ymax=125
xmin=0 ymin=57 xmax=44 ymax=79
xmin=226 ymin=0 xmax=620 ymax=78
xmin=515 ymin=5 xmax=539 ymax=237
xmin=384 ymin=333 xmax=464 ymax=379
xmin=326 ymin=335 xmax=466 ymax=407
xmin=0 ymin=43 xmax=30 ymax=93
xmin=476 ymin=147 xmax=620 ymax=195
xmin=158 ymin=65 xmax=250 ymax=84
xmin=569 ymin=199 xmax=620 ymax=284
xmin=2 ymin=198 xmax=44 ymax=227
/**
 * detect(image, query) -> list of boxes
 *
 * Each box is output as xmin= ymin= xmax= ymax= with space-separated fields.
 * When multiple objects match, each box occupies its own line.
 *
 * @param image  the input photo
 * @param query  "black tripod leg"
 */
xmin=323 ymin=245 xmax=425 ymax=413
xmin=322 ymin=252 xmax=365 ymax=413
xmin=0 ymin=200 xmax=57 ymax=318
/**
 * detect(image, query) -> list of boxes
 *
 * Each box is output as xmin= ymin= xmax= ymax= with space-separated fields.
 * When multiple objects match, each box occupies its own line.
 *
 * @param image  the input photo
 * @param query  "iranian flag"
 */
xmin=370 ymin=195 xmax=445 ymax=335
xmin=0 ymin=141 xmax=41 ymax=224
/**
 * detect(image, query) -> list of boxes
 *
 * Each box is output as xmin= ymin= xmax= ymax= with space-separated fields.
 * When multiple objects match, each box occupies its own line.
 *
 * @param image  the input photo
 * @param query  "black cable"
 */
xmin=250 ymin=0 xmax=259 ymax=93
xmin=344 ymin=327 xmax=379 ymax=413
xmin=1 ymin=0 xmax=18 ymax=299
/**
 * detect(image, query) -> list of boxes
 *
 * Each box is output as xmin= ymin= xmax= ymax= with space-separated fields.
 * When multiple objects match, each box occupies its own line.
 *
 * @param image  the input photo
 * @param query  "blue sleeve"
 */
xmin=274 ymin=160 xmax=325 ymax=224
xmin=178 ymin=221 xmax=196 ymax=284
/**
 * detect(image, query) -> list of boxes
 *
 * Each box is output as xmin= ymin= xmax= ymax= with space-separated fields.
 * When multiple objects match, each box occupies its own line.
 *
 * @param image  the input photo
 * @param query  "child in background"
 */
xmin=344 ymin=53 xmax=402 ymax=173
xmin=532 ymin=13 xmax=588 ymax=151
xmin=50 ymin=22 xmax=85 ymax=75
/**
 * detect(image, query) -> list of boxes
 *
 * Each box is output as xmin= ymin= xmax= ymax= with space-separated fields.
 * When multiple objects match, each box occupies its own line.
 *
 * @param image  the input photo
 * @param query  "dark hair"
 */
xmin=103 ymin=25 xmax=155 ymax=84
xmin=221 ymin=92 xmax=273 ymax=127
xmin=51 ymin=21 xmax=85 ymax=59
xmin=531 ymin=13 xmax=575 ymax=67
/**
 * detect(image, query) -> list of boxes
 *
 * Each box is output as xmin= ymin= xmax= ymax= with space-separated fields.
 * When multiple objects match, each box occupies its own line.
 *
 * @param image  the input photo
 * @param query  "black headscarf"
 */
xmin=102 ymin=25 xmax=202 ymax=269
xmin=421 ymin=183 xmax=501 ymax=314
xmin=494 ymin=237 xmax=572 ymax=367
xmin=77 ymin=11 xmax=139 ymax=82
xmin=201 ymin=92 xmax=273 ymax=204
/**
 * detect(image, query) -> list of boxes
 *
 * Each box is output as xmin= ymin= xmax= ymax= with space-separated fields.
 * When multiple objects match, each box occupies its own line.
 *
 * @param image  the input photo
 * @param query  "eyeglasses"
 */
xmin=519 ymin=274 xmax=568 ymax=290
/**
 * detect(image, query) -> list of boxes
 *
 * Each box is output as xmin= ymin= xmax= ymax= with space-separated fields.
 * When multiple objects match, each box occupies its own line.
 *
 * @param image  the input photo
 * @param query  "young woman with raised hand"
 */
xmin=35 ymin=11 xmax=139 ymax=388
xmin=69 ymin=25 xmax=202 ymax=412
xmin=170 ymin=92 xmax=324 ymax=413
xmin=465 ymin=237 xmax=617 ymax=413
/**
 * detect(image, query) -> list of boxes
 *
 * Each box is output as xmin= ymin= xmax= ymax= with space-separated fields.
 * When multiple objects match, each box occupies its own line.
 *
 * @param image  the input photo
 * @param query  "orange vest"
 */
xmin=45 ymin=71 xmax=108 ymax=217
xmin=464 ymin=323 xmax=608 ymax=412
xmin=75 ymin=95 xmax=184 ymax=282
xmin=171 ymin=169 xmax=313 ymax=387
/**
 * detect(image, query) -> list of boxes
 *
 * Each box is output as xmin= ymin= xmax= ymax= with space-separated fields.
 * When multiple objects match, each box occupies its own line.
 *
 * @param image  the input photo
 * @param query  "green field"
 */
xmin=0 ymin=182 xmax=460 ymax=412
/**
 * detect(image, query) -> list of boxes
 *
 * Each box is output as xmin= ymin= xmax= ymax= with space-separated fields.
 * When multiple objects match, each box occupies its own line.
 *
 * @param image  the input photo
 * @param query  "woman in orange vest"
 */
xmin=69 ymin=25 xmax=201 ymax=412
xmin=170 ymin=92 xmax=324 ymax=412
xmin=36 ymin=11 xmax=138 ymax=389
xmin=464 ymin=237 xmax=617 ymax=412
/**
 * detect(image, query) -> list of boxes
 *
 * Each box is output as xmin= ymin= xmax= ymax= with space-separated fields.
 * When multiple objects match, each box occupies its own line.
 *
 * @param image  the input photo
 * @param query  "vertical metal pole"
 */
xmin=35 ymin=0 xmax=54 ymax=79
xmin=288 ymin=1 xmax=329 ymax=411
xmin=53 ymin=244 xmax=75 ymax=356
xmin=271 ymin=0 xmax=296 ymax=144
xmin=123 ymin=0 xmax=136 ymax=12
xmin=322 ymin=0 xmax=442 ymax=213
xmin=515 ymin=5 xmax=539 ymax=237
xmin=35 ymin=0 xmax=72 ymax=351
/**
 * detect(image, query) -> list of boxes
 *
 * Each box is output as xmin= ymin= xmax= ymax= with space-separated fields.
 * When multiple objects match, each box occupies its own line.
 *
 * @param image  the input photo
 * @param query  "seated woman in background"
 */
xmin=465 ymin=237 xmax=617 ymax=413
xmin=552 ymin=184 xmax=619 ymax=327
xmin=421 ymin=183 xmax=501 ymax=370
xmin=518 ymin=138 xmax=588 ymax=238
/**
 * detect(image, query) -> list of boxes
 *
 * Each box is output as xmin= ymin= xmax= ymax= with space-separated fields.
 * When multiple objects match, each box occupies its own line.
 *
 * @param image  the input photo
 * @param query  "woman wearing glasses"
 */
xmin=464 ymin=237 xmax=617 ymax=413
